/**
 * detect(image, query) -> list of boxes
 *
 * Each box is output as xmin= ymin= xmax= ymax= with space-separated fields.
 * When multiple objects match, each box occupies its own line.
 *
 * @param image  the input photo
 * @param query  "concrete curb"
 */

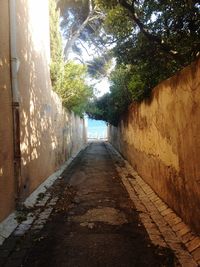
xmin=0 ymin=143 xmax=88 ymax=246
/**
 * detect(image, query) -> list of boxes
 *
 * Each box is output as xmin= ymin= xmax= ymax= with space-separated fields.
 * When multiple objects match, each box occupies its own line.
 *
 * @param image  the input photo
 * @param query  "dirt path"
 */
xmin=2 ymin=142 xmax=176 ymax=267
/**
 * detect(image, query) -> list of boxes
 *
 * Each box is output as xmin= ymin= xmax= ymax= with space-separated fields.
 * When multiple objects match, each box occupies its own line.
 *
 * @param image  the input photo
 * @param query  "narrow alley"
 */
xmin=0 ymin=141 xmax=186 ymax=267
xmin=1 ymin=1 xmax=200 ymax=266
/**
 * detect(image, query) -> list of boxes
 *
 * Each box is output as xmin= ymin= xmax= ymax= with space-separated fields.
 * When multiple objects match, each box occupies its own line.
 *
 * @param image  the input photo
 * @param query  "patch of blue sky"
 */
xmin=87 ymin=118 xmax=107 ymax=139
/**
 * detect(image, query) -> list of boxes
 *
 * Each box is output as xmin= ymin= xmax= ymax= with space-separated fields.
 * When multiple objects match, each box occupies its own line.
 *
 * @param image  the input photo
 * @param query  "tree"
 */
xmin=58 ymin=0 xmax=106 ymax=60
xmin=49 ymin=0 xmax=93 ymax=117
xmin=95 ymin=0 xmax=200 ymax=63
xmin=86 ymin=64 xmax=146 ymax=125
xmin=59 ymin=0 xmax=200 ymax=124
xmin=58 ymin=61 xmax=93 ymax=116
xmin=49 ymin=0 xmax=64 ymax=91
xmin=86 ymin=53 xmax=113 ymax=79
xmin=59 ymin=0 xmax=199 ymax=67
xmin=106 ymin=0 xmax=199 ymax=91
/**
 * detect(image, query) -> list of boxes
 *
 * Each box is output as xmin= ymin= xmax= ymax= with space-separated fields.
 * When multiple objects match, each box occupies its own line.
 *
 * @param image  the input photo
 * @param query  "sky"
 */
xmin=67 ymin=38 xmax=111 ymax=97
xmin=68 ymin=40 xmax=110 ymax=135
xmin=93 ymin=78 xmax=110 ymax=97
xmin=87 ymin=118 xmax=107 ymax=139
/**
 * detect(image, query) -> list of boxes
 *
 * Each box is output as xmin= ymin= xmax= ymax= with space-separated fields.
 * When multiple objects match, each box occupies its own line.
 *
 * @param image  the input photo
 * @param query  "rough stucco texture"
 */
xmin=0 ymin=1 xmax=16 ymax=222
xmin=108 ymin=59 xmax=200 ymax=233
xmin=16 ymin=0 xmax=87 ymax=201
xmin=0 ymin=0 xmax=86 ymax=223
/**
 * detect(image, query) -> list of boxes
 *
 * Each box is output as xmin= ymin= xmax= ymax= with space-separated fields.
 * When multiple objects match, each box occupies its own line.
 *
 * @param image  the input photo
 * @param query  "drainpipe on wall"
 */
xmin=9 ymin=0 xmax=21 ymax=205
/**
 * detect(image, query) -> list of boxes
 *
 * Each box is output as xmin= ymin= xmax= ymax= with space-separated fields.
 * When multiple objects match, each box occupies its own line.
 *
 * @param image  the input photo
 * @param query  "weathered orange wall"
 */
xmin=0 ymin=0 xmax=86 ymax=222
xmin=0 ymin=1 xmax=16 ymax=221
xmin=109 ymin=59 xmax=200 ymax=233
xmin=16 ymin=0 xmax=86 ymax=200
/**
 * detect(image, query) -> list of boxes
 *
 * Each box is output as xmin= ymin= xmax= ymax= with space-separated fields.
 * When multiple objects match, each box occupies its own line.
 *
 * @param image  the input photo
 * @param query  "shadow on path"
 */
xmin=3 ymin=142 xmax=176 ymax=267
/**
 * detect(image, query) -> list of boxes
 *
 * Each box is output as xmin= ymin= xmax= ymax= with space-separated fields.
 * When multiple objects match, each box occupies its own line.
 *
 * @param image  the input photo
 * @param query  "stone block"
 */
xmin=177 ymin=226 xmax=191 ymax=237
xmin=160 ymin=208 xmax=172 ymax=216
xmin=172 ymin=222 xmax=188 ymax=232
xmin=14 ymin=223 xmax=31 ymax=236
xmin=186 ymin=237 xmax=200 ymax=253
xmin=180 ymin=232 xmax=194 ymax=243
xmin=191 ymin=247 xmax=200 ymax=262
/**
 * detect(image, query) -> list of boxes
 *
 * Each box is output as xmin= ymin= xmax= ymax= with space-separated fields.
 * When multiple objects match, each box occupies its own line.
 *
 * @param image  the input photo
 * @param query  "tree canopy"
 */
xmin=49 ymin=0 xmax=93 ymax=117
xmin=56 ymin=0 xmax=200 ymax=124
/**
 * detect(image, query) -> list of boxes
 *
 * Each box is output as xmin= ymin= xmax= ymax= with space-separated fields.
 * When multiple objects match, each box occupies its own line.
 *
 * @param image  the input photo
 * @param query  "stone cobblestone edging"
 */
xmin=13 ymin=195 xmax=59 ymax=238
xmin=0 ymin=144 xmax=88 ymax=246
xmin=106 ymin=142 xmax=200 ymax=267
xmin=0 ymin=194 xmax=60 ymax=267
xmin=1 ymin=142 xmax=199 ymax=267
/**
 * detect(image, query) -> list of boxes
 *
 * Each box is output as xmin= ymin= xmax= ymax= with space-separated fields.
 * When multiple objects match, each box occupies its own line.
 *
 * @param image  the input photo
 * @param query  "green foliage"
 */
xmin=86 ymin=0 xmax=200 ymax=125
xmin=114 ymin=32 xmax=181 ymax=92
xmin=59 ymin=0 xmax=200 ymax=124
xmin=49 ymin=0 xmax=93 ymax=116
xmin=104 ymin=5 xmax=133 ymax=39
xmin=87 ymin=53 xmax=112 ymax=79
xmin=86 ymin=94 xmax=113 ymax=123
xmin=57 ymin=61 xmax=93 ymax=116
xmin=94 ymin=0 xmax=117 ymax=10
xmin=49 ymin=0 xmax=64 ymax=91
xmin=86 ymin=65 xmax=147 ymax=126
xmin=59 ymin=0 xmax=107 ymax=59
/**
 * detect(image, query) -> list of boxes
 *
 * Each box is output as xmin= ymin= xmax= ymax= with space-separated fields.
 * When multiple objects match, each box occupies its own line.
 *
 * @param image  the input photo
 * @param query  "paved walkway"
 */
xmin=0 ymin=142 xmax=199 ymax=266
xmin=106 ymin=143 xmax=200 ymax=267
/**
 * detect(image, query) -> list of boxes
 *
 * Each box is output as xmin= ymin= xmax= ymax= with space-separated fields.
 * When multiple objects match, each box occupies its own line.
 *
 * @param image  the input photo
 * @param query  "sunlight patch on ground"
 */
xmin=73 ymin=207 xmax=127 ymax=225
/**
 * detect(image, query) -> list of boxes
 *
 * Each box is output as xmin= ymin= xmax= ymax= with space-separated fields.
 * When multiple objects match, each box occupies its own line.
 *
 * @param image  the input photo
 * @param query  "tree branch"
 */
xmin=78 ymin=40 xmax=93 ymax=57
xmin=64 ymin=0 xmax=97 ymax=60
xmin=118 ymin=0 xmax=183 ymax=63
